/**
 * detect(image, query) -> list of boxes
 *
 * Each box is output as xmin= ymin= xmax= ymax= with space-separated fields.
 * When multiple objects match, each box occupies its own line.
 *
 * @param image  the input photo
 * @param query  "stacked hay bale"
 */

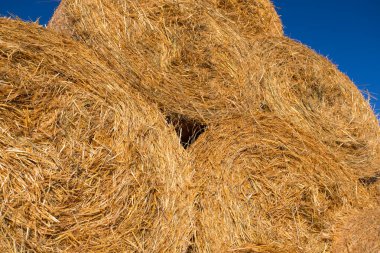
xmin=0 ymin=0 xmax=378 ymax=252
xmin=0 ymin=19 xmax=193 ymax=252
xmin=188 ymin=115 xmax=375 ymax=252
xmin=47 ymin=0 xmax=379 ymax=252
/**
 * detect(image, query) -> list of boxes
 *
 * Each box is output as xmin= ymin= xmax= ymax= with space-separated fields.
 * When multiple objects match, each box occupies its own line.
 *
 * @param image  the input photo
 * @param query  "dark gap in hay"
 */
xmin=359 ymin=172 xmax=380 ymax=186
xmin=166 ymin=114 xmax=206 ymax=149
xmin=185 ymin=234 xmax=196 ymax=253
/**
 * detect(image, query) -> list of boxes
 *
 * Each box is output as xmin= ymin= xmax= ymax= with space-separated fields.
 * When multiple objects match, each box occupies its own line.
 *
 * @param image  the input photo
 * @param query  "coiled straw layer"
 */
xmin=189 ymin=114 xmax=375 ymax=252
xmin=0 ymin=19 xmax=193 ymax=252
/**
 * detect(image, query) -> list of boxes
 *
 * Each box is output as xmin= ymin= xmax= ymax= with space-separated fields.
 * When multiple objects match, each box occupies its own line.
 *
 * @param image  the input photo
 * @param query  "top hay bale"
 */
xmin=188 ymin=114 xmax=375 ymax=252
xmin=0 ymin=19 xmax=193 ymax=252
xmin=47 ymin=0 xmax=262 ymax=122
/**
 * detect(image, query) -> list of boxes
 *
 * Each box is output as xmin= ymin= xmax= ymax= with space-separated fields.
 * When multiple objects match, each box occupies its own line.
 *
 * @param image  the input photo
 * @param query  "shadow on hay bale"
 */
xmin=188 ymin=114 xmax=375 ymax=253
xmin=0 ymin=19 xmax=193 ymax=252
xmin=332 ymin=208 xmax=380 ymax=253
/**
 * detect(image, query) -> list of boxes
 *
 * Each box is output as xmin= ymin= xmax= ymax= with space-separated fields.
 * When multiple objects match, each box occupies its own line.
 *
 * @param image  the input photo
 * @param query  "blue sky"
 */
xmin=273 ymin=0 xmax=380 ymax=115
xmin=1 ymin=0 xmax=379 ymax=115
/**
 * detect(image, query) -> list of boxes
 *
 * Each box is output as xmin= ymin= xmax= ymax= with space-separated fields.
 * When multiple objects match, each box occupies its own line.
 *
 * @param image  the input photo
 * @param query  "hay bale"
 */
xmin=189 ymin=114 xmax=373 ymax=252
xmin=239 ymin=37 xmax=380 ymax=172
xmin=332 ymin=208 xmax=380 ymax=253
xmin=0 ymin=19 xmax=193 ymax=252
xmin=47 ymin=0 xmax=253 ymax=122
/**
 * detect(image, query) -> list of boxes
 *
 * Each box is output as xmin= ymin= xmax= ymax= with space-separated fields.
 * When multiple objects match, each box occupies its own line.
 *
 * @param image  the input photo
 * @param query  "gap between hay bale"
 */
xmin=0 ymin=18 xmax=194 ymax=252
xmin=166 ymin=114 xmax=207 ymax=149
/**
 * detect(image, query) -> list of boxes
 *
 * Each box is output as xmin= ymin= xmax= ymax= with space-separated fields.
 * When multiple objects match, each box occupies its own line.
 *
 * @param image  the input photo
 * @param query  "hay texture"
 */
xmin=48 ymin=0 xmax=257 ymax=122
xmin=189 ymin=114 xmax=374 ymax=253
xmin=239 ymin=37 xmax=380 ymax=172
xmin=332 ymin=208 xmax=380 ymax=253
xmin=0 ymin=19 xmax=193 ymax=252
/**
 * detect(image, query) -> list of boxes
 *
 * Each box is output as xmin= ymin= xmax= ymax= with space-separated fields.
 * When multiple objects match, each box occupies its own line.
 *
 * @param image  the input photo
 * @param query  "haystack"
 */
xmin=47 ymin=0 xmax=256 ymax=122
xmin=332 ymin=208 xmax=380 ymax=253
xmin=0 ymin=19 xmax=193 ymax=252
xmin=239 ymin=37 xmax=380 ymax=172
xmin=188 ymin=114 xmax=375 ymax=253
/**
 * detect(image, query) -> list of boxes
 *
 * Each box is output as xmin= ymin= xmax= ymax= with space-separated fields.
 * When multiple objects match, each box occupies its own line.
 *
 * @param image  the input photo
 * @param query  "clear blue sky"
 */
xmin=1 ymin=0 xmax=379 ymax=115
xmin=272 ymin=0 xmax=380 ymax=115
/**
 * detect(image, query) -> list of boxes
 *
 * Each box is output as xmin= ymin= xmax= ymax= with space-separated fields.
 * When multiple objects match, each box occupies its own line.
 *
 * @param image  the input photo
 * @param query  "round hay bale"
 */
xmin=332 ymin=208 xmax=380 ymax=253
xmin=0 ymin=19 xmax=193 ymax=252
xmin=239 ymin=37 xmax=380 ymax=172
xmin=47 ymin=0 xmax=253 ymax=122
xmin=189 ymin=114 xmax=373 ymax=252
xmin=203 ymin=0 xmax=283 ymax=37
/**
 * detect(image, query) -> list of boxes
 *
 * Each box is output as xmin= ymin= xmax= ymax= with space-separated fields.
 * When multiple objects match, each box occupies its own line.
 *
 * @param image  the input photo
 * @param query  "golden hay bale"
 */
xmin=188 ymin=114 xmax=374 ymax=253
xmin=48 ymin=1 xmax=378 ymax=168
xmin=0 ymin=19 xmax=193 ymax=252
xmin=47 ymin=0 xmax=253 ymax=122
xmin=239 ymin=37 xmax=380 ymax=172
xmin=332 ymin=208 xmax=380 ymax=253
